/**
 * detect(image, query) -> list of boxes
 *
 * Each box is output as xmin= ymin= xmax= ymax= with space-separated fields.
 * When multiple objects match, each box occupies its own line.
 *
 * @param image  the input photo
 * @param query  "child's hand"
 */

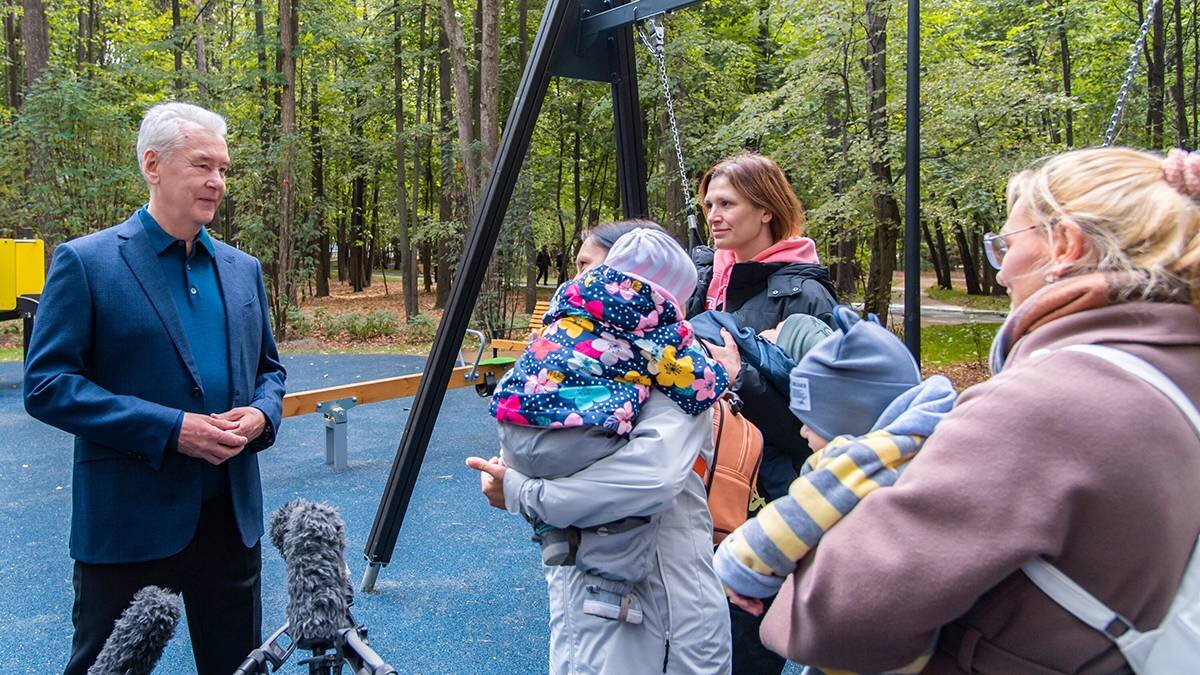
xmin=726 ymin=587 xmax=764 ymax=616
xmin=758 ymin=323 xmax=783 ymax=343
xmin=466 ymin=456 xmax=508 ymax=510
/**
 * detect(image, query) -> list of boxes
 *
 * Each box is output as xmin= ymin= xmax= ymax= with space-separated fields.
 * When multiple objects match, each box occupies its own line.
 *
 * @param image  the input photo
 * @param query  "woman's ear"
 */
xmin=1051 ymin=219 xmax=1089 ymax=267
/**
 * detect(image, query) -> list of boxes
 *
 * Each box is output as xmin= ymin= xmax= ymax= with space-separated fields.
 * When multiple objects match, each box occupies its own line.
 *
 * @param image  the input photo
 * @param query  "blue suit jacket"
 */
xmin=24 ymin=214 xmax=287 ymax=564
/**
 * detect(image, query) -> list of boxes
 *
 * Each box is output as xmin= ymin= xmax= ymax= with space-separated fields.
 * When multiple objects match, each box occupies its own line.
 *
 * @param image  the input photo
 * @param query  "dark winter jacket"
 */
xmin=687 ymin=246 xmax=839 ymax=502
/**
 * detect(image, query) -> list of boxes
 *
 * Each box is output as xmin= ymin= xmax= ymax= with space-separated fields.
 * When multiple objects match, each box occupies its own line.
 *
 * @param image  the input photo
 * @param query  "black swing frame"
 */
xmin=360 ymin=0 xmax=923 ymax=590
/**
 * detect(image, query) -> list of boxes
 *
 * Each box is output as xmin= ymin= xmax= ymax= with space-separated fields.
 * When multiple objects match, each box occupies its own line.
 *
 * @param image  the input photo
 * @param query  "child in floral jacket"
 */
xmin=490 ymin=225 xmax=728 ymax=624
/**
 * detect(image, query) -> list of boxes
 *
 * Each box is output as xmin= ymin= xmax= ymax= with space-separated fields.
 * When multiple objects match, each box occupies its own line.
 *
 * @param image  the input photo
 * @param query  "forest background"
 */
xmin=0 ymin=0 xmax=1195 ymax=345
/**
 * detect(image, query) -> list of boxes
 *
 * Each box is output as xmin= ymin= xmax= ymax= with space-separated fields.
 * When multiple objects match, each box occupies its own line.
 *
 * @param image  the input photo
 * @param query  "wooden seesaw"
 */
xmin=280 ymin=328 xmax=515 ymax=469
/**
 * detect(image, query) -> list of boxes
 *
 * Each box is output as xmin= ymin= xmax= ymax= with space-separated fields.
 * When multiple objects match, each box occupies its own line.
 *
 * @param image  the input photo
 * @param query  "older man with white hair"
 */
xmin=24 ymin=101 xmax=286 ymax=673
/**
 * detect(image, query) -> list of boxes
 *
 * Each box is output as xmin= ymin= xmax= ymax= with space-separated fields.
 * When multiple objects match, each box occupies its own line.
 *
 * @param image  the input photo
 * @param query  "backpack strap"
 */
xmin=1057 ymin=344 xmax=1200 ymax=434
xmin=1021 ymin=344 xmax=1200 ymax=657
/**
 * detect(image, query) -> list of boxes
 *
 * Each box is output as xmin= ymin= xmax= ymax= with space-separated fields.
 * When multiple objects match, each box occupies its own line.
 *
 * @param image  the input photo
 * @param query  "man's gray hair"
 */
xmin=136 ymin=102 xmax=227 ymax=171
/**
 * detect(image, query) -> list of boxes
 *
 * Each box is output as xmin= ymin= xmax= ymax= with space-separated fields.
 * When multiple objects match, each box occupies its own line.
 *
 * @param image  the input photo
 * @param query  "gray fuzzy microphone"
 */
xmin=269 ymin=499 xmax=354 ymax=647
xmin=87 ymin=586 xmax=181 ymax=675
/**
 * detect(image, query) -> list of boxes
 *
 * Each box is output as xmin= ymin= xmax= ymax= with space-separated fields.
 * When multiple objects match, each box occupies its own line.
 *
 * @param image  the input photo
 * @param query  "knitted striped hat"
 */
xmin=604 ymin=227 xmax=696 ymax=313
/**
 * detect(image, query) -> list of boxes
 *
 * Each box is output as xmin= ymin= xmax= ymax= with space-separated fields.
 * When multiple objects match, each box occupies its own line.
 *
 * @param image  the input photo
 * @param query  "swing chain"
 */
xmin=636 ymin=19 xmax=699 ymax=236
xmin=1104 ymin=0 xmax=1160 ymax=147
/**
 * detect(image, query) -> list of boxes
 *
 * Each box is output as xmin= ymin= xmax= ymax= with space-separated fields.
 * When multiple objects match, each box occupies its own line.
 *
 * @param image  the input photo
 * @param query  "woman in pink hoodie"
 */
xmin=685 ymin=152 xmax=838 ymax=674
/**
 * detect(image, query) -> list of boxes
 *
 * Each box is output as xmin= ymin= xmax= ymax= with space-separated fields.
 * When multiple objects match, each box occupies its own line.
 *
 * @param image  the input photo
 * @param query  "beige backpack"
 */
xmin=694 ymin=393 xmax=764 ymax=545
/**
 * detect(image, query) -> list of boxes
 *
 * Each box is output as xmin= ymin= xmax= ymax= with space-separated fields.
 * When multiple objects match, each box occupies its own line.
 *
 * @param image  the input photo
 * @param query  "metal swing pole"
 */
xmin=360 ymin=0 xmax=577 ymax=592
xmin=902 ymin=0 xmax=921 ymax=361
xmin=360 ymin=0 xmax=661 ymax=592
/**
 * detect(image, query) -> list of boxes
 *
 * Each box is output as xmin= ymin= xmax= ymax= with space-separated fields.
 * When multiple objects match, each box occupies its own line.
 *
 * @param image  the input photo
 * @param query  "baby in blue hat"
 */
xmin=714 ymin=306 xmax=958 ymax=652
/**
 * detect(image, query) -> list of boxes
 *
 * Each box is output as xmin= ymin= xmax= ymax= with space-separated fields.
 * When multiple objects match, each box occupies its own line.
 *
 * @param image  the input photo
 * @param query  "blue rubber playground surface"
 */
xmin=0 ymin=354 xmax=549 ymax=673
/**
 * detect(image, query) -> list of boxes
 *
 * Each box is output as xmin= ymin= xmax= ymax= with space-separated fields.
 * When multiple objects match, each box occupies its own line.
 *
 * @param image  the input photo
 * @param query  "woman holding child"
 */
xmin=750 ymin=147 xmax=1200 ymax=673
xmin=688 ymin=152 xmax=839 ymax=673
xmin=469 ymin=221 xmax=733 ymax=673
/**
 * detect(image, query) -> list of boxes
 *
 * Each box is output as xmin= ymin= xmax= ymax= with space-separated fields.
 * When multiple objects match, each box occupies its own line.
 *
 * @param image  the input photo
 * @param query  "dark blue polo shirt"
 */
xmin=139 ymin=207 xmax=231 ymax=500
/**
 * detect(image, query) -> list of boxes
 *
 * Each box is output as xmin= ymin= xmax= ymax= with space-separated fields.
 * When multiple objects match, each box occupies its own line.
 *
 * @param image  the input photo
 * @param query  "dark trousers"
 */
xmin=64 ymin=494 xmax=262 ymax=675
xmin=730 ymin=594 xmax=787 ymax=674
xmin=537 ymin=265 xmax=549 ymax=284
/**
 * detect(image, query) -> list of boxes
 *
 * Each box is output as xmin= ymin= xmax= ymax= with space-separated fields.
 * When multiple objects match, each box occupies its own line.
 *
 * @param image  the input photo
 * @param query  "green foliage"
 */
xmin=0 ymin=68 xmax=144 ymax=239
xmin=926 ymin=285 xmax=1011 ymax=312
xmin=404 ymin=313 xmax=437 ymax=341
xmin=342 ymin=310 xmax=399 ymax=340
xmin=293 ymin=307 xmax=399 ymax=341
xmin=4 ymin=0 xmax=1195 ymax=321
xmin=918 ymin=322 xmax=1002 ymax=365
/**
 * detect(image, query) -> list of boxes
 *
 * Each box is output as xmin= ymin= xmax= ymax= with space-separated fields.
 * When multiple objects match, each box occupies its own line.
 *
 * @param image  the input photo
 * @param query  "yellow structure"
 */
xmin=0 ymin=239 xmax=44 ymax=311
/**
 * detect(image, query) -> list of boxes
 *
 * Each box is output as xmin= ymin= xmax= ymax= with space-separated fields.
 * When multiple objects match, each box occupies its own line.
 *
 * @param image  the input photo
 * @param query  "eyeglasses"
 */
xmin=982 ymin=224 xmax=1041 ymax=270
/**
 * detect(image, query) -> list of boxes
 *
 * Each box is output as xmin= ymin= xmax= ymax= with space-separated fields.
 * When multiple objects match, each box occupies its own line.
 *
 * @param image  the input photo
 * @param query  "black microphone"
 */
xmin=269 ymin=498 xmax=354 ymax=648
xmin=87 ymin=586 xmax=181 ymax=675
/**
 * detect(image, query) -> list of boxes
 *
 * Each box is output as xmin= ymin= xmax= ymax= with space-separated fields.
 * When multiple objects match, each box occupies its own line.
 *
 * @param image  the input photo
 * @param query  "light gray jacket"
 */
xmin=503 ymin=391 xmax=733 ymax=674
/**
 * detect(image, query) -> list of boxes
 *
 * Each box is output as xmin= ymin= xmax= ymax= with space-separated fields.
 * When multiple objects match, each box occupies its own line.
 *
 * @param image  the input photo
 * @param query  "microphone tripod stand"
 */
xmin=234 ymin=621 xmax=398 ymax=675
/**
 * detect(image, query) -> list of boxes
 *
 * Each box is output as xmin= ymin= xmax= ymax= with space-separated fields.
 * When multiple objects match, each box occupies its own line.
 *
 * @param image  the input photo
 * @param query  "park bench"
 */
xmin=488 ymin=298 xmax=551 ymax=356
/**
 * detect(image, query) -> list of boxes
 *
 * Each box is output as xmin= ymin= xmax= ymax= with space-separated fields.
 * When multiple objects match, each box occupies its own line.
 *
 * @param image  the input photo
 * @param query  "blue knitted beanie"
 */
xmin=789 ymin=305 xmax=920 ymax=440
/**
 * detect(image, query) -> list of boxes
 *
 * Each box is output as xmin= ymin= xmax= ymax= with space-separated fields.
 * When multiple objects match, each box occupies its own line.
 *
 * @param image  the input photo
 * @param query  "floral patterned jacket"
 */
xmin=490 ymin=264 xmax=729 ymax=433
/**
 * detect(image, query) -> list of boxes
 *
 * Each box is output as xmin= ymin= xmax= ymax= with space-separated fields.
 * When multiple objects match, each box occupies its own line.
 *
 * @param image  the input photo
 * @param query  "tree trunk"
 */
xmin=555 ymin=106 xmax=568 ymax=286
xmin=350 ymin=92 xmax=367 ymax=292
xmin=312 ymin=78 xmax=329 ymax=298
xmin=172 ymin=0 xmax=183 ymax=92
xmin=826 ymin=59 xmax=857 ymax=298
xmin=516 ymin=0 xmax=536 ymax=314
xmin=411 ymin=0 xmax=429 ymax=307
xmin=440 ymin=0 xmax=480 ymax=218
xmin=1193 ymin=0 xmax=1198 ymax=147
xmin=479 ymin=0 xmax=500 ymax=180
xmin=20 ymin=0 xmax=48 ymax=89
xmin=436 ymin=22 xmax=454 ymax=308
xmin=254 ymin=0 xmax=271 ymax=152
xmin=6 ymin=0 xmax=22 ymax=107
xmin=753 ymin=0 xmax=774 ymax=93
xmin=1144 ymin=0 xmax=1166 ymax=148
xmin=194 ymin=0 xmax=209 ymax=102
xmin=368 ymin=174 xmax=379 ymax=288
xmin=351 ymin=173 xmax=366 ymax=292
xmin=934 ymin=219 xmax=952 ymax=290
xmin=659 ymin=102 xmax=685 ymax=241
xmin=75 ymin=8 xmax=85 ymax=66
xmin=1171 ymin=0 xmax=1189 ymax=148
xmin=1057 ymin=0 xmax=1074 ymax=146
xmin=423 ymin=242 xmax=434 ymax=292
xmin=424 ymin=25 xmax=437 ymax=294
xmin=922 ymin=218 xmax=947 ymax=290
xmin=954 ymin=220 xmax=982 ymax=295
xmin=570 ymin=95 xmax=583 ymax=284
xmin=273 ymin=0 xmax=297 ymax=337
xmin=337 ymin=212 xmax=348 ymax=283
xmin=88 ymin=0 xmax=98 ymax=64
xmin=395 ymin=4 xmax=417 ymax=318
xmin=861 ymin=0 xmax=901 ymax=324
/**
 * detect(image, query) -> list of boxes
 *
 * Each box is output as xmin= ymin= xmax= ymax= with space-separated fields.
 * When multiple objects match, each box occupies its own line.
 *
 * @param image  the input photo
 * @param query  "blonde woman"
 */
xmin=758 ymin=147 xmax=1200 ymax=673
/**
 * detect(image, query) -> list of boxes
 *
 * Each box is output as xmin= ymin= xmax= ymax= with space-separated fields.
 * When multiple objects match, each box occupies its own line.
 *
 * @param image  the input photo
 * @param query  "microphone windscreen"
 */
xmin=87 ymin=586 xmax=181 ymax=675
xmin=274 ymin=499 xmax=353 ymax=646
xmin=268 ymin=498 xmax=302 ymax=553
